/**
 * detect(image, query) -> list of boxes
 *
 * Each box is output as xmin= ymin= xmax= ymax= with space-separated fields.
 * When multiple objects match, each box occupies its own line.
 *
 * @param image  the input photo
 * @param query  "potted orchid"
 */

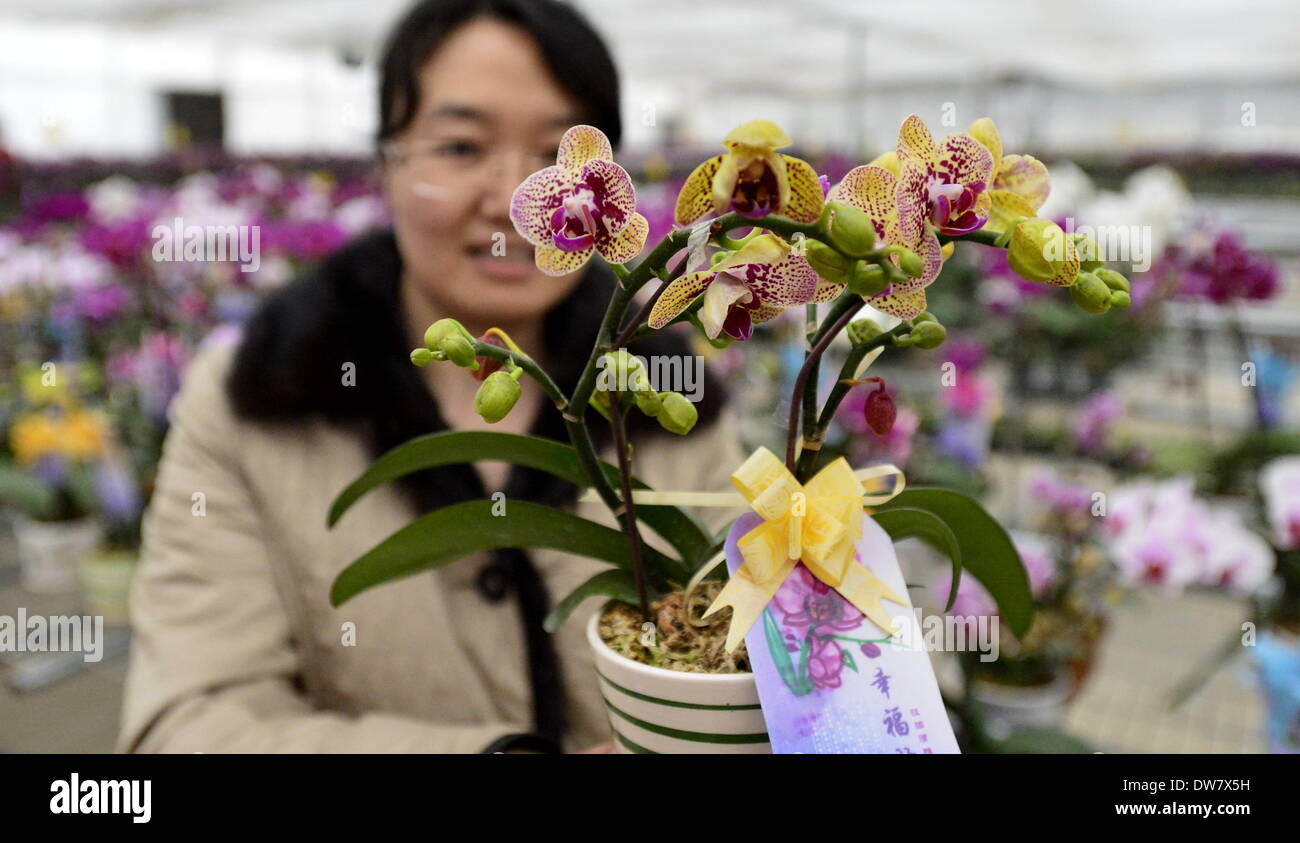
xmin=327 ymin=114 xmax=1133 ymax=753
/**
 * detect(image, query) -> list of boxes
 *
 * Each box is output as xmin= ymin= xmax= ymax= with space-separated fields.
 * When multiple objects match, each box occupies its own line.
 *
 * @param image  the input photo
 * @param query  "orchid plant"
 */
xmin=327 ymin=115 xmax=1134 ymax=653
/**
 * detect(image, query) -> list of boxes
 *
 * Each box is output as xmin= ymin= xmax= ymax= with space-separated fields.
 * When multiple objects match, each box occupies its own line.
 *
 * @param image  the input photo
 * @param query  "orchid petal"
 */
xmin=986 ymin=190 xmax=1040 ymax=234
xmin=556 ymin=125 xmax=613 ymax=172
xmin=967 ymin=117 xmax=1003 ymax=169
xmin=715 ymin=232 xmax=791 ymax=272
xmin=829 ymin=165 xmax=899 ymax=238
xmin=865 ymin=287 xmax=928 ymax=319
xmin=896 ymin=114 xmax=939 ymax=171
xmin=509 ymin=165 xmax=570 ymax=246
xmin=995 ymin=154 xmax=1051 ymax=210
xmin=751 ymin=302 xmax=788 ymax=324
xmin=937 ymin=133 xmax=995 ymax=189
xmin=534 ymin=242 xmax=592 ymax=276
xmin=711 ymin=153 xmax=743 ymax=216
xmin=595 ymin=211 xmax=648 ymax=264
xmin=674 ymin=155 xmax=723 ymax=225
xmin=868 ymin=150 xmax=900 ymax=176
xmin=647 ymin=270 xmax=715 ymax=329
xmin=743 ymin=253 xmax=818 ymax=306
xmin=812 ymin=277 xmax=845 ymax=303
xmin=895 ymin=162 xmax=930 ymax=247
xmin=700 ymin=274 xmax=755 ymax=338
xmin=724 ymin=119 xmax=791 ymax=150
xmin=581 ymin=158 xmax=636 ymax=233
xmin=782 ymin=155 xmax=825 ymax=223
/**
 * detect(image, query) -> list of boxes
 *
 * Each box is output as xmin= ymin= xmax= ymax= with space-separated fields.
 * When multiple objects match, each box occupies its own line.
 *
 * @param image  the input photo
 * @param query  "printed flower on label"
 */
xmin=674 ymin=119 xmax=824 ymax=225
xmin=646 ymin=233 xmax=821 ymax=341
xmin=509 ymin=125 xmax=649 ymax=276
xmin=967 ymin=118 xmax=1051 ymax=235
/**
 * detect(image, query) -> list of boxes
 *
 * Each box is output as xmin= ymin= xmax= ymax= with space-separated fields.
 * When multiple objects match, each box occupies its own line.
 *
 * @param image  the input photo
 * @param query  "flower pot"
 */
xmin=587 ymin=611 xmax=771 ymax=754
xmin=12 ymin=516 xmax=101 ymax=595
xmin=79 ymin=550 xmax=137 ymax=625
xmin=970 ymin=673 xmax=1075 ymax=741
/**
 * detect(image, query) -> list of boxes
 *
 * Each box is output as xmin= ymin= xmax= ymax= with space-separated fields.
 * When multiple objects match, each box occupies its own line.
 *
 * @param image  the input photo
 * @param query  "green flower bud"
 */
xmin=440 ymin=334 xmax=480 ymax=370
xmin=1095 ymin=268 xmax=1130 ymax=293
xmin=804 ymin=240 xmax=853 ymax=284
xmin=1073 ymin=233 xmax=1104 ymax=272
xmin=846 ymin=318 xmax=884 ymax=346
xmin=912 ymin=311 xmax=937 ymax=323
xmin=1070 ymin=272 xmax=1112 ymax=315
xmin=1007 ymin=218 xmax=1079 ymax=286
xmin=1109 ymin=289 xmax=1131 ymax=309
xmin=423 ymin=318 xmax=460 ymax=351
xmin=885 ymin=246 xmax=925 ymax=278
xmin=656 ymin=391 xmax=698 ymax=436
xmin=896 ymin=320 xmax=946 ymax=349
xmin=474 ymin=371 xmax=522 ymax=424
xmin=635 ymin=390 xmax=663 ymax=417
xmin=602 ymin=349 xmax=650 ymax=395
xmin=410 ymin=347 xmax=434 ymax=367
xmin=823 ymin=201 xmax=876 ymax=257
xmin=848 ymin=261 xmax=889 ymax=296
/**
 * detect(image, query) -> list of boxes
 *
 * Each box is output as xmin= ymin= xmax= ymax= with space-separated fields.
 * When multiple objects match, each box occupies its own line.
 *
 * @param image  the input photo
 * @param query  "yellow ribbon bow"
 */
xmin=702 ymin=448 xmax=909 ymax=653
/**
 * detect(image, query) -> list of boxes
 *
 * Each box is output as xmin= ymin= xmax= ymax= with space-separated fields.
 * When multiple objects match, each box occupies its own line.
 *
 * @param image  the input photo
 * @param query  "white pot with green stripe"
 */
xmin=587 ymin=612 xmax=771 ymax=754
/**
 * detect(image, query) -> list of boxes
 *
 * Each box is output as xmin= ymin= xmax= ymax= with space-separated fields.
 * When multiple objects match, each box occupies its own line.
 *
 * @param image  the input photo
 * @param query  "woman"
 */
xmin=119 ymin=0 xmax=744 ymax=753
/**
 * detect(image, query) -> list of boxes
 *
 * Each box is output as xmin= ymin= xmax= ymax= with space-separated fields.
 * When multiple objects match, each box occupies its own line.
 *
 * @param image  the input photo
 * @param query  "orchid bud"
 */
xmin=410 ymin=347 xmax=434 ymax=367
xmin=1109 ymin=289 xmax=1132 ymax=309
xmin=864 ymin=381 xmax=896 ymax=436
xmin=805 ymin=240 xmax=853 ymax=284
xmin=1007 ymin=218 xmax=1079 ymax=286
xmin=1073 ymin=233 xmax=1104 ymax=272
xmin=846 ymin=318 xmax=884 ymax=346
xmin=848 ymin=261 xmax=889 ymax=296
xmin=656 ymin=391 xmax=698 ymax=435
xmin=441 ymin=334 xmax=479 ymax=370
xmin=1095 ymin=268 xmax=1130 ymax=293
xmin=822 ymin=201 xmax=876 ymax=257
xmin=884 ymin=246 xmax=925 ymax=278
xmin=635 ymin=390 xmax=663 ymax=417
xmin=1070 ymin=272 xmax=1112 ymax=315
xmin=906 ymin=320 xmax=947 ymax=350
xmin=474 ymin=371 xmax=522 ymax=423
xmin=423 ymin=318 xmax=461 ymax=351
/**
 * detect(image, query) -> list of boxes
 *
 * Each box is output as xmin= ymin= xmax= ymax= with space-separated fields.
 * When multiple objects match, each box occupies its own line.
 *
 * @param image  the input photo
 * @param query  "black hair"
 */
xmin=377 ymin=0 xmax=622 ymax=150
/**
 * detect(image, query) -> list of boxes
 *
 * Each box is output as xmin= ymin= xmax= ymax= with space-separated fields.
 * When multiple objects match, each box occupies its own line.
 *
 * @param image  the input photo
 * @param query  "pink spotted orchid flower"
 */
xmin=968 ymin=118 xmax=1051 ymax=234
xmin=646 ymin=233 xmax=823 ymax=341
xmin=509 ymin=125 xmax=649 ymax=276
xmin=828 ymin=114 xmax=994 ymax=318
xmin=674 ymin=119 xmax=824 ymax=226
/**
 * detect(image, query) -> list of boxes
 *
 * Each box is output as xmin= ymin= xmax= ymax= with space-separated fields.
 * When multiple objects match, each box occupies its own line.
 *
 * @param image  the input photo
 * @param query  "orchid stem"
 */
xmin=608 ymin=392 xmax=651 ymax=619
xmin=785 ymin=298 xmax=866 ymax=475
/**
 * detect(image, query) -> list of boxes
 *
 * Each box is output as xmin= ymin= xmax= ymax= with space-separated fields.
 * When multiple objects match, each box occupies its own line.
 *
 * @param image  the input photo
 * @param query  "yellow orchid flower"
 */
xmin=968 ymin=117 xmax=1051 ymax=234
xmin=675 ymin=119 xmax=824 ymax=226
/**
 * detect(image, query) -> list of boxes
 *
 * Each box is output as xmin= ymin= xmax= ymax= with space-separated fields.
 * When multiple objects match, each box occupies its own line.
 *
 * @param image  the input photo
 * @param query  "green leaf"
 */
xmin=841 ymin=648 xmax=859 ymax=673
xmin=330 ymin=499 xmax=678 ymax=607
xmin=0 ymin=463 xmax=56 ymax=517
xmin=326 ymin=430 xmax=712 ymax=579
xmin=871 ymin=507 xmax=962 ymax=612
xmin=876 ymin=487 xmax=1033 ymax=638
xmin=764 ymin=609 xmax=806 ymax=695
xmin=544 ymin=569 xmax=646 ymax=633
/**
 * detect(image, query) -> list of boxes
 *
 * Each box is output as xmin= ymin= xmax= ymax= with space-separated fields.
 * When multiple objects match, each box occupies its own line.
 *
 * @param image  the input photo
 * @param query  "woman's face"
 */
xmin=383 ymin=18 xmax=587 ymax=331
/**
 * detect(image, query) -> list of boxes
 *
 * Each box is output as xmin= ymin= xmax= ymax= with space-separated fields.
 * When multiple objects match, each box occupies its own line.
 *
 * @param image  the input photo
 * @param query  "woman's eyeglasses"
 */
xmin=379 ymin=138 xmax=555 ymax=193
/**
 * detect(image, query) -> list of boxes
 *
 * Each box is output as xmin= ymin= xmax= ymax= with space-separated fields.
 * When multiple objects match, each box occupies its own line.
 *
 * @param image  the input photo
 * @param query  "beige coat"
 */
xmin=118 ymin=342 xmax=746 ymax=753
